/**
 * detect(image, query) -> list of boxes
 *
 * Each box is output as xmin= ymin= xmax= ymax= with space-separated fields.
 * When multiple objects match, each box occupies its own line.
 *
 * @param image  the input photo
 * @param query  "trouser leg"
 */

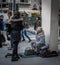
xmin=12 ymin=41 xmax=18 ymax=57
xmin=11 ymin=31 xmax=20 ymax=61
xmin=21 ymin=30 xmax=25 ymax=41
xmin=36 ymin=44 xmax=45 ymax=53
xmin=10 ymin=35 xmax=13 ymax=48
xmin=11 ymin=41 xmax=19 ymax=61
xmin=24 ymin=30 xmax=31 ymax=41
xmin=0 ymin=31 xmax=2 ymax=47
xmin=19 ymin=31 xmax=21 ymax=41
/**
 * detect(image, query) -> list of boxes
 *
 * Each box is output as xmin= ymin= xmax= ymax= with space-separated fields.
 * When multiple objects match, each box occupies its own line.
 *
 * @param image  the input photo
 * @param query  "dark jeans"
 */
xmin=11 ymin=30 xmax=21 ymax=48
xmin=0 ymin=31 xmax=2 ymax=47
xmin=31 ymin=42 xmax=45 ymax=53
xmin=36 ymin=43 xmax=45 ymax=53
xmin=12 ymin=41 xmax=19 ymax=57
xmin=11 ymin=31 xmax=20 ymax=57
xmin=21 ymin=29 xmax=31 ymax=41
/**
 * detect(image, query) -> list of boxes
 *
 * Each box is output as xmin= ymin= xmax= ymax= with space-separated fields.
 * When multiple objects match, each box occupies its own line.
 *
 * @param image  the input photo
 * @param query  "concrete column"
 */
xmin=42 ymin=0 xmax=58 ymax=51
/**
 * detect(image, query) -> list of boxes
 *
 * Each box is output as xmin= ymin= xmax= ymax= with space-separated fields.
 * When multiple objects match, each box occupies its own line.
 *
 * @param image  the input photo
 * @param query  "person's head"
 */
xmin=8 ymin=11 xmax=12 ymax=18
xmin=0 ymin=15 xmax=4 ymax=19
xmin=36 ymin=16 xmax=40 ymax=20
xmin=12 ymin=11 xmax=20 ymax=19
xmin=36 ymin=27 xmax=42 ymax=34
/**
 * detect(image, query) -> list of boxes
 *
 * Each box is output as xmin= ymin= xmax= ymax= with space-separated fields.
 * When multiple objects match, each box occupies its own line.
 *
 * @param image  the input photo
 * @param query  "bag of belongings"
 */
xmin=24 ymin=47 xmax=36 ymax=56
xmin=39 ymin=46 xmax=58 ymax=58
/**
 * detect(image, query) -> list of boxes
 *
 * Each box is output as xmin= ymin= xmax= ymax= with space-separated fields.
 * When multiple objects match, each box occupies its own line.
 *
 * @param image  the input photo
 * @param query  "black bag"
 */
xmin=39 ymin=45 xmax=51 ymax=58
xmin=39 ymin=49 xmax=51 ymax=58
xmin=50 ymin=51 xmax=58 ymax=57
xmin=24 ymin=47 xmax=35 ymax=56
xmin=39 ymin=48 xmax=58 ymax=58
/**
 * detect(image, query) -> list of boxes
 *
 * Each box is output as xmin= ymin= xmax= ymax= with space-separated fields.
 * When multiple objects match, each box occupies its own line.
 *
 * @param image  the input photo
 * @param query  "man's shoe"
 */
xmin=11 ymin=57 xmax=18 ymax=61
xmin=0 ymin=45 xmax=2 ymax=48
xmin=16 ymin=55 xmax=20 ymax=59
xmin=22 ymin=39 xmax=25 ymax=41
xmin=28 ymin=40 xmax=32 ymax=42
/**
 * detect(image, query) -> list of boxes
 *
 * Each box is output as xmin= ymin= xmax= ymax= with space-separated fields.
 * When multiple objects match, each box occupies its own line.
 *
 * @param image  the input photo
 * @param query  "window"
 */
xmin=20 ymin=0 xmax=28 ymax=3
xmin=0 ymin=0 xmax=6 ymax=2
xmin=2 ymin=4 xmax=6 ymax=8
xmin=32 ymin=4 xmax=38 ymax=10
xmin=20 ymin=0 xmax=31 ymax=4
xmin=2 ymin=0 xmax=6 ymax=2
xmin=0 ymin=0 xmax=1 ymax=2
xmin=0 ymin=4 xmax=1 ymax=8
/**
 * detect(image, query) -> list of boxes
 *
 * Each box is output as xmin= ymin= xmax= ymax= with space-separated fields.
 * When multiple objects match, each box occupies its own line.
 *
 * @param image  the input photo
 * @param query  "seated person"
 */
xmin=31 ymin=27 xmax=45 ymax=54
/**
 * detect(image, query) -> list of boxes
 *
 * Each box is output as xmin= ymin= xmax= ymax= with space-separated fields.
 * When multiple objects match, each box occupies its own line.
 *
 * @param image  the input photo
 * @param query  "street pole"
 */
xmin=38 ymin=0 xmax=41 ymax=13
xmin=13 ymin=0 xmax=16 ymax=11
xmin=9 ymin=0 xmax=12 ymax=11
xmin=38 ymin=0 xmax=42 ymax=26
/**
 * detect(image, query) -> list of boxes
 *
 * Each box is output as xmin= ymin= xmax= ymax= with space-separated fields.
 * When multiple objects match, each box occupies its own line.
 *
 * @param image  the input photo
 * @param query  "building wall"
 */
xmin=18 ymin=0 xmax=40 ymax=10
xmin=0 ymin=0 xmax=40 ymax=11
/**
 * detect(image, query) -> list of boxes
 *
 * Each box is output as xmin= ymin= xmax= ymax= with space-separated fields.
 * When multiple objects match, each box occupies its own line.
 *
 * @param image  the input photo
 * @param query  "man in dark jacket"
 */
xmin=10 ymin=11 xmax=23 ymax=61
xmin=0 ymin=15 xmax=4 ymax=47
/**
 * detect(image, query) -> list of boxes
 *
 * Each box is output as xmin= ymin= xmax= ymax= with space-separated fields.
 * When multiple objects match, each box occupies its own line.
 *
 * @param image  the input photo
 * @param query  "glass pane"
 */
xmin=20 ymin=0 xmax=24 ymax=2
xmin=25 ymin=0 xmax=28 ymax=2
xmin=2 ymin=0 xmax=6 ymax=2
xmin=20 ymin=0 xmax=28 ymax=2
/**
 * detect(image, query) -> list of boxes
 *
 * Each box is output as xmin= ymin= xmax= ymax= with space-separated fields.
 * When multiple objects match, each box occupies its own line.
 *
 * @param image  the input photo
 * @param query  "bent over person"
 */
xmin=9 ymin=11 xmax=23 ymax=61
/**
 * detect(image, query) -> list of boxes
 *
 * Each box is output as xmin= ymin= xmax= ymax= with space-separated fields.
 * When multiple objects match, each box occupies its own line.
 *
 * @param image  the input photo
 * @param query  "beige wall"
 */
xmin=20 ymin=0 xmax=40 ymax=10
xmin=6 ymin=0 xmax=40 ymax=10
xmin=42 ymin=0 xmax=58 ymax=51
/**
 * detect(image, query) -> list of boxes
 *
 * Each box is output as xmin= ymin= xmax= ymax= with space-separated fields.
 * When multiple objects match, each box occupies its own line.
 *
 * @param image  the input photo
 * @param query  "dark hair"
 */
xmin=0 ymin=15 xmax=3 ymax=17
xmin=12 ymin=11 xmax=20 ymax=19
xmin=0 ymin=15 xmax=4 ymax=19
xmin=38 ymin=16 xmax=41 ymax=20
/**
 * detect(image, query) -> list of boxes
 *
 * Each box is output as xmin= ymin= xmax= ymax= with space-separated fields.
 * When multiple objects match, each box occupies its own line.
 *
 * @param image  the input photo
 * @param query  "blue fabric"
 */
xmin=0 ymin=19 xmax=4 ymax=31
xmin=36 ymin=34 xmax=45 ymax=44
xmin=22 ymin=29 xmax=31 ymax=40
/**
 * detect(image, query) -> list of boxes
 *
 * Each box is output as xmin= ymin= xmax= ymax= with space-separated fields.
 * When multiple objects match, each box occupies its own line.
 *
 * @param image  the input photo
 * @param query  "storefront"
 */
xmin=19 ymin=9 xmax=41 ymax=25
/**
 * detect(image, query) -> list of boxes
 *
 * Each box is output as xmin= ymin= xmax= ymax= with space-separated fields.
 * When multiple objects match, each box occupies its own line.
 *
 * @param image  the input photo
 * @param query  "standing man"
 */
xmin=0 ymin=15 xmax=3 ymax=47
xmin=10 ymin=11 xmax=23 ymax=61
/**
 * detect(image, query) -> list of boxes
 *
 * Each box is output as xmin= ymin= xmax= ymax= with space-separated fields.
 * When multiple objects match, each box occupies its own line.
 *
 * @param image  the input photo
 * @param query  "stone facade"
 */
xmin=0 ymin=0 xmax=40 ymax=12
